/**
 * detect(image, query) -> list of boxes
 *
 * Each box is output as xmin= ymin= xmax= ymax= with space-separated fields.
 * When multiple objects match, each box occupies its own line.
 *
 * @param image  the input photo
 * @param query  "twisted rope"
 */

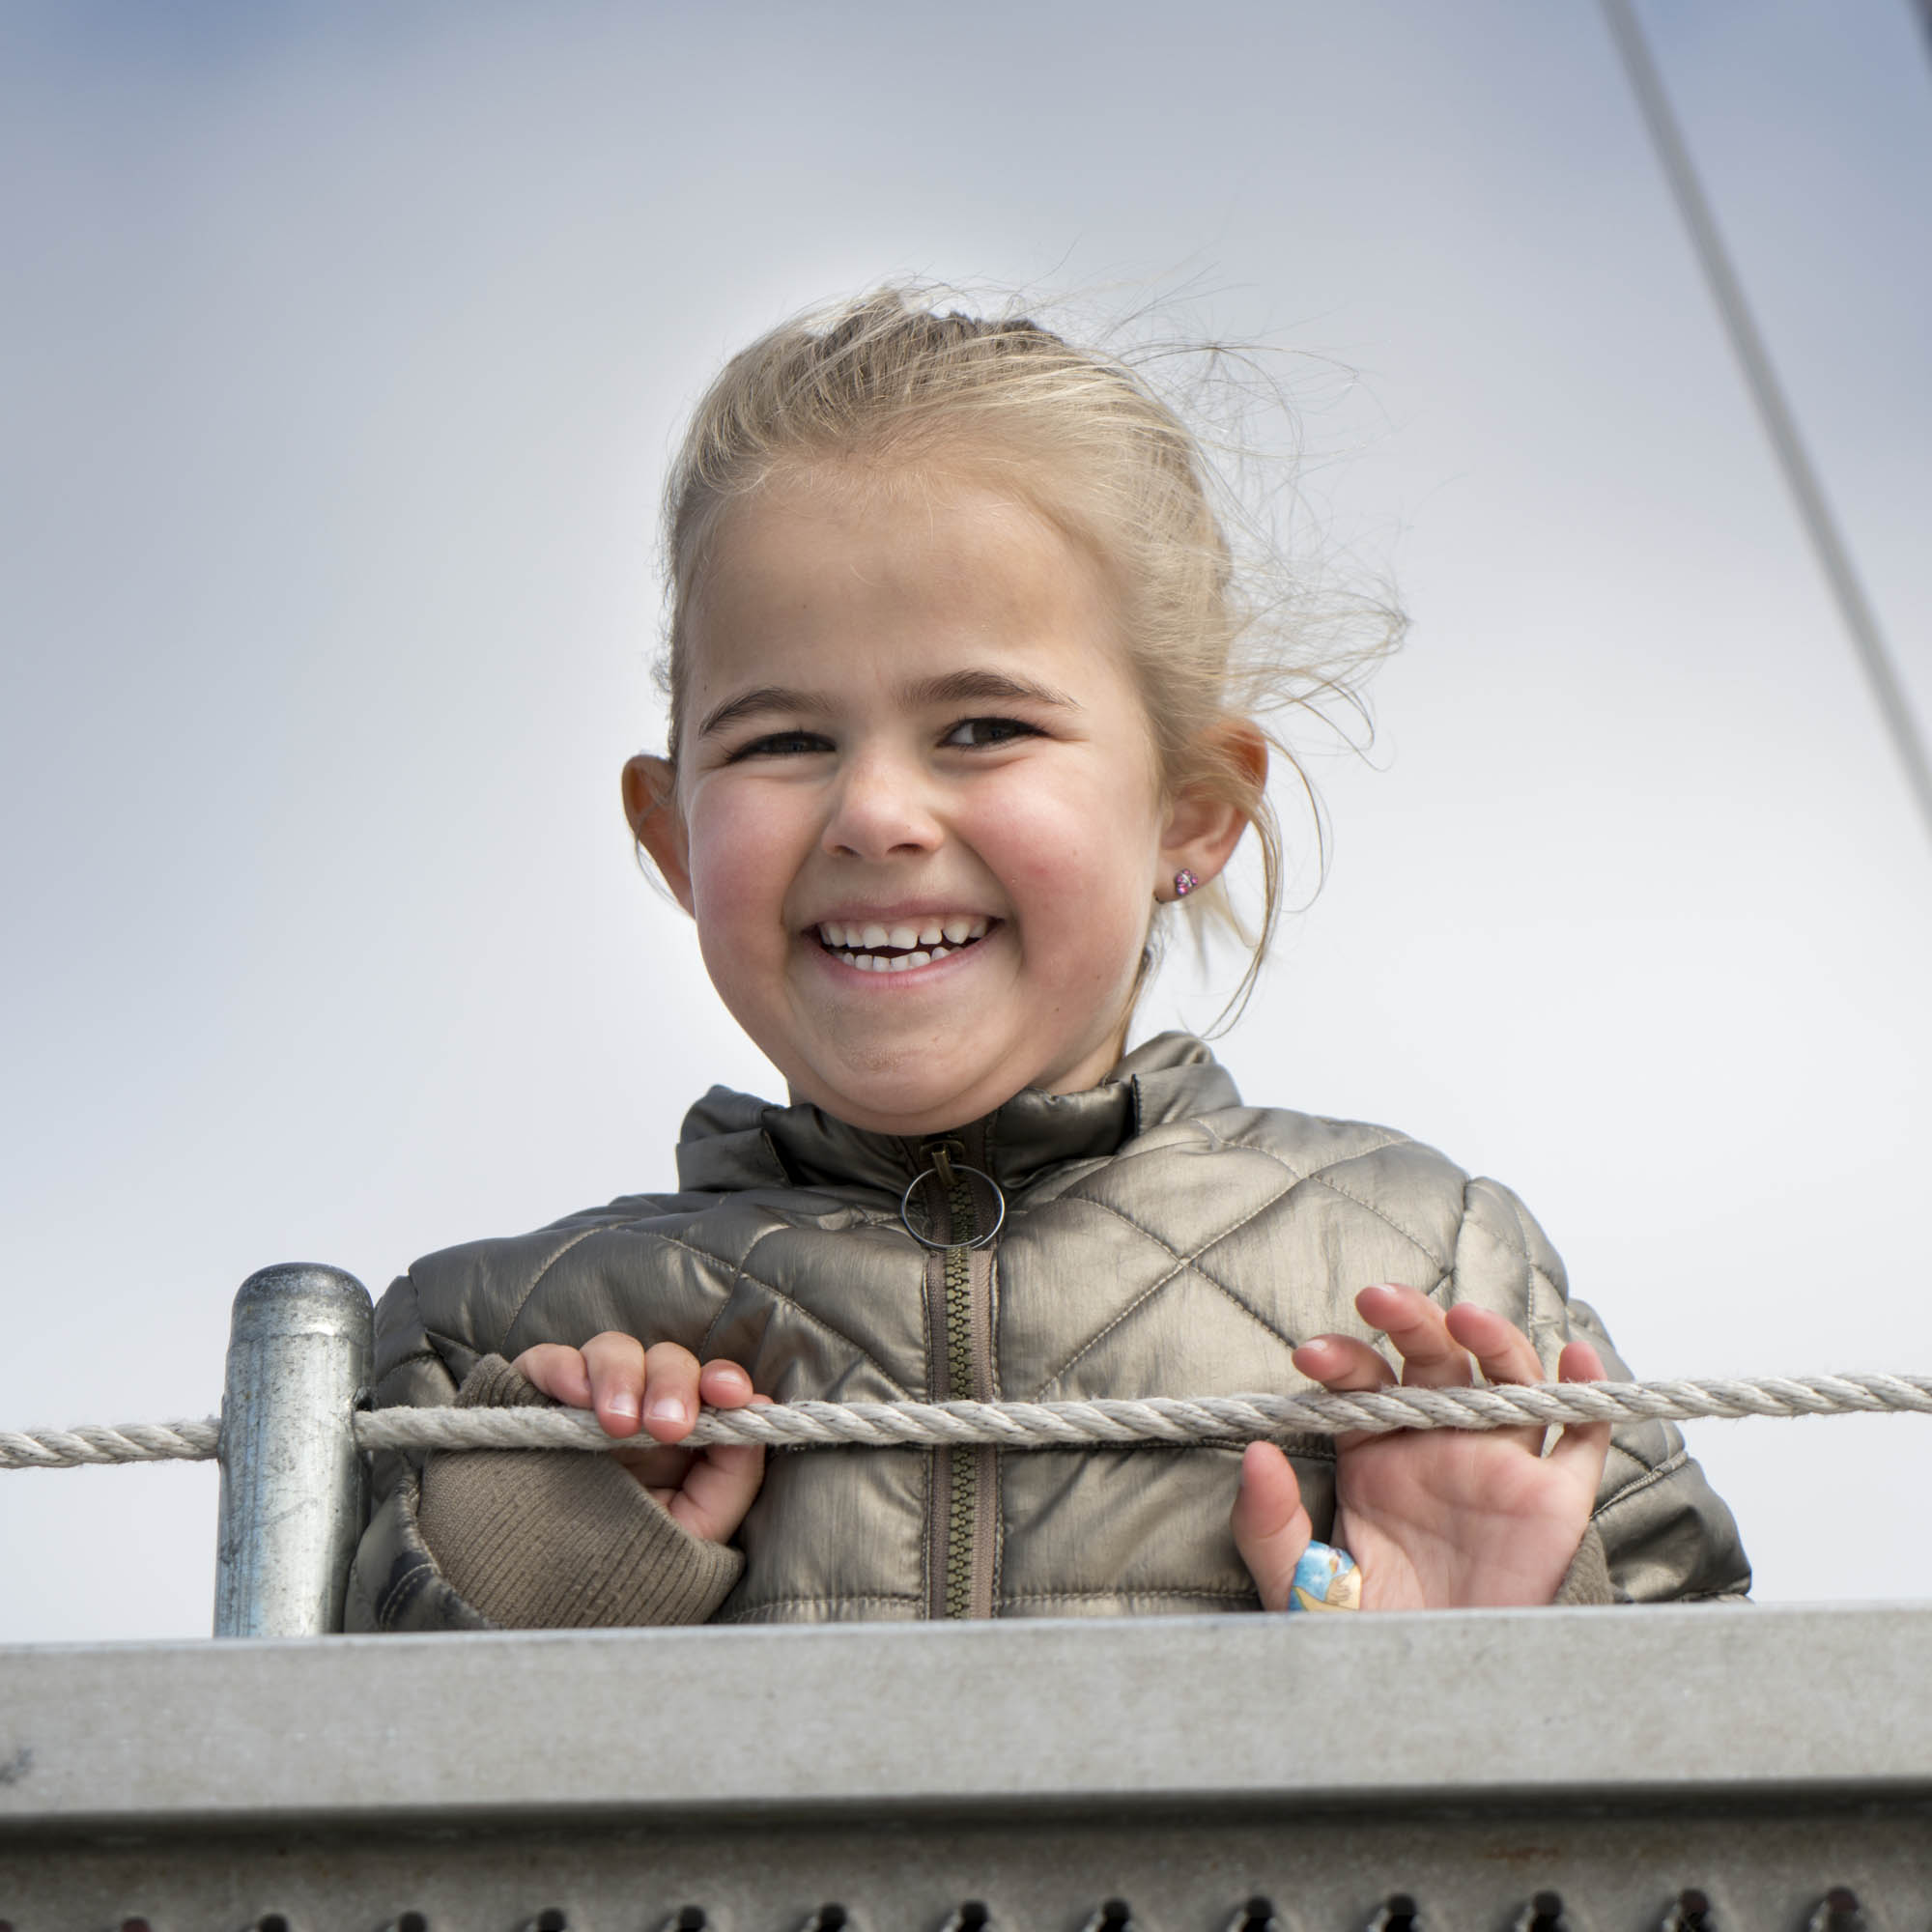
xmin=0 ymin=1419 xmax=222 ymax=1469
xmin=5 ymin=1375 xmax=1931 ymax=1469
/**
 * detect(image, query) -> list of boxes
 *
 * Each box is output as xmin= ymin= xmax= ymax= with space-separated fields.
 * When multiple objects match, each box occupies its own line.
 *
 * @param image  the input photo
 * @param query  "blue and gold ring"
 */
xmin=1286 ymin=1540 xmax=1362 ymax=1612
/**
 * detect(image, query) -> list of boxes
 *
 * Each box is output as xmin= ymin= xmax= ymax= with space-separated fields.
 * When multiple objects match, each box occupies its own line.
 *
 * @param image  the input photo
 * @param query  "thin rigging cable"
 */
xmin=1600 ymin=0 xmax=1932 ymax=851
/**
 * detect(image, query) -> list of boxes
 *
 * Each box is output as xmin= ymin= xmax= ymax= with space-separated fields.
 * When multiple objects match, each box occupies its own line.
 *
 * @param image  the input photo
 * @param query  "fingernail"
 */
xmin=606 ymin=1391 xmax=639 ymax=1419
xmin=646 ymin=1396 xmax=687 ymax=1426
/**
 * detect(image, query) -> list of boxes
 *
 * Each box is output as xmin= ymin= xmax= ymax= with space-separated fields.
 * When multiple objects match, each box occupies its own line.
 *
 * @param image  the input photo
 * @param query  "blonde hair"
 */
xmin=654 ymin=286 xmax=1402 ymax=1024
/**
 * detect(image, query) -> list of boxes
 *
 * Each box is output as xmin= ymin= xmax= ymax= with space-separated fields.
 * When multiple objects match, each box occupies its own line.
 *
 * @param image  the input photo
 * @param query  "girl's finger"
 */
xmin=1547 ymin=1339 xmax=1613 ymax=1488
xmin=1441 ymin=1302 xmax=1546 ymax=1387
xmin=668 ymin=1394 xmax=772 ymax=1542
xmin=696 ymin=1358 xmax=755 ymax=1409
xmin=1354 ymin=1284 xmax=1473 ymax=1390
xmin=1558 ymin=1337 xmax=1606 ymax=1384
xmin=1230 ymin=1441 xmax=1314 ymax=1613
xmin=639 ymin=1340 xmax=704 ymax=1442
xmin=510 ymin=1343 xmax=592 ymax=1408
xmin=581 ymin=1331 xmax=649 ymax=1435
xmin=1291 ymin=1333 xmax=1398 ymax=1393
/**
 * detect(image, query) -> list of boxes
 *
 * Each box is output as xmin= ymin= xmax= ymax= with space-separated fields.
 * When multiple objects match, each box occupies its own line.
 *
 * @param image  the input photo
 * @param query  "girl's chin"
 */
xmin=780 ymin=1030 xmax=1132 ymax=1136
xmin=790 ymin=1071 xmax=1014 ymax=1138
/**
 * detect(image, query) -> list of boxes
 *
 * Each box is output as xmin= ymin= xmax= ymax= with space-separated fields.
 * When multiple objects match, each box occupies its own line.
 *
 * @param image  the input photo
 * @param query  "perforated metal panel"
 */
xmin=6 ymin=1800 xmax=1927 ymax=1930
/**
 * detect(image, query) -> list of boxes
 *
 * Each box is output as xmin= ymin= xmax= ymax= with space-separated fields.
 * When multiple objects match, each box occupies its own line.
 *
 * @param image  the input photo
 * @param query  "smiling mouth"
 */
xmin=815 ymin=916 xmax=994 ymax=973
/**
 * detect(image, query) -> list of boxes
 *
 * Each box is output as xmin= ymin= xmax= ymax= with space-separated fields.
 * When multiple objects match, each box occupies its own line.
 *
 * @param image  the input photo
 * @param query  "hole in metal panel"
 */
xmin=1227 ymin=1898 xmax=1280 ymax=1932
xmin=799 ymin=1908 xmax=848 ymax=1932
xmin=519 ymin=1913 xmax=568 ymax=1932
xmin=1081 ymin=1903 xmax=1133 ymax=1932
xmin=1662 ymin=1889 xmax=1714 ymax=1931
xmin=664 ymin=1911 xmax=706 ymax=1932
xmin=1516 ymin=1891 xmax=1568 ymax=1932
xmin=1369 ymin=1895 xmax=1420 ymax=1932
xmin=941 ymin=1906 xmax=991 ymax=1931
xmin=258 ymin=1917 xmax=292 ymax=1932
xmin=1806 ymin=1889 xmax=1863 ymax=1932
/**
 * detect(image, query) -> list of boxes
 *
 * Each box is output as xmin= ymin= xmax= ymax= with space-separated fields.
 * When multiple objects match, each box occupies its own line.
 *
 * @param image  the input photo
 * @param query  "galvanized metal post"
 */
xmin=213 ymin=1264 xmax=373 ymax=1637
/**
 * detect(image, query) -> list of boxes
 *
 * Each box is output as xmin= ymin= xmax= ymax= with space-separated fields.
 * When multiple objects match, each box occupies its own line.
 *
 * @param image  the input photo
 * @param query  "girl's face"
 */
xmin=630 ymin=469 xmax=1232 ymax=1137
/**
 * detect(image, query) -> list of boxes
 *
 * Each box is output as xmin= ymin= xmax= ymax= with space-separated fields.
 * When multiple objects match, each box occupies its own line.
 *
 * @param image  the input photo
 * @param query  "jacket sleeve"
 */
xmin=344 ymin=1349 xmax=742 ymax=1633
xmin=1450 ymin=1177 xmax=1752 ymax=1604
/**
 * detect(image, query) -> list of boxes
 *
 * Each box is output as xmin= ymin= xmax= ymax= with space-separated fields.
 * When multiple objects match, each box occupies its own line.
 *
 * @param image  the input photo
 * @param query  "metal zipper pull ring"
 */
xmin=899 ymin=1160 xmax=1006 ymax=1250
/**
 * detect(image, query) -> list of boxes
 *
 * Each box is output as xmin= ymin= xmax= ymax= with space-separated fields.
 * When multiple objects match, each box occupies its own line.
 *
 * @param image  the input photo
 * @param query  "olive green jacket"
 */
xmin=345 ymin=1034 xmax=1748 ymax=1631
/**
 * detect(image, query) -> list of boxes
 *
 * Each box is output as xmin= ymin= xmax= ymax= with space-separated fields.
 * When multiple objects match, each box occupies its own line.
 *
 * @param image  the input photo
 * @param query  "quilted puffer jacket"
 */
xmin=347 ymin=1033 xmax=1749 ymax=1627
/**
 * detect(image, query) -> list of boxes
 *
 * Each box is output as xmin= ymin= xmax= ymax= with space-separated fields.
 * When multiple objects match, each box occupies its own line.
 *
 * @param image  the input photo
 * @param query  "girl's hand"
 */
xmin=1232 ymin=1284 xmax=1611 ymax=1610
xmin=510 ymin=1332 xmax=768 ymax=1544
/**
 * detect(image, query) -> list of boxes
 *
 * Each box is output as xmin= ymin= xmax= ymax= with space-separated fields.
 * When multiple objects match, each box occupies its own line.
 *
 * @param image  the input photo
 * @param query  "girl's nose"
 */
xmin=820 ymin=749 xmax=943 ymax=862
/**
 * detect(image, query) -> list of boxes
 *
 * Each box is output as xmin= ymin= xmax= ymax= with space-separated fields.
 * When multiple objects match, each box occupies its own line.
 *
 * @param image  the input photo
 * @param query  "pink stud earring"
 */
xmin=1172 ymin=868 xmax=1199 ymax=899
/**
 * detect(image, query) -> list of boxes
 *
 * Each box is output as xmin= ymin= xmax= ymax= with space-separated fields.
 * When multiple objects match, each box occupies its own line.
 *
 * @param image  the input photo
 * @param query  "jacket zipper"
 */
xmin=921 ymin=1132 xmax=1000 ymax=1619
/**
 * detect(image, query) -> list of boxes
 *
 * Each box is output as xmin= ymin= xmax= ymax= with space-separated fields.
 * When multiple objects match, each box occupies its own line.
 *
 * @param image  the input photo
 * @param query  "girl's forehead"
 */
xmin=689 ymin=469 xmax=1117 ymax=672
xmin=711 ymin=460 xmax=1071 ymax=573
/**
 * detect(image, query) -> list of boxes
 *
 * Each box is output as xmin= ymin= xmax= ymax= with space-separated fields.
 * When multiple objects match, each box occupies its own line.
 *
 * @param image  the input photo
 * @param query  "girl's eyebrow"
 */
xmin=696 ymin=686 xmax=834 ymax=738
xmin=904 ymin=668 xmax=1078 ymax=711
xmin=697 ymin=669 xmax=1077 ymax=740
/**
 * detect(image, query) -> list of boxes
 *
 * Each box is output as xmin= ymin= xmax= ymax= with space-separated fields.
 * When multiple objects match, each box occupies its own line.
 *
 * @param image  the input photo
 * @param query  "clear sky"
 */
xmin=2 ymin=0 xmax=1928 ymax=1641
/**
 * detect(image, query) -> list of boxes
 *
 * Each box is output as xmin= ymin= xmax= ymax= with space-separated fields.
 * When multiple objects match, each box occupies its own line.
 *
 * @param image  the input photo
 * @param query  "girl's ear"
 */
xmin=1157 ymin=722 xmax=1269 ymax=894
xmin=622 ymin=754 xmax=696 ymax=916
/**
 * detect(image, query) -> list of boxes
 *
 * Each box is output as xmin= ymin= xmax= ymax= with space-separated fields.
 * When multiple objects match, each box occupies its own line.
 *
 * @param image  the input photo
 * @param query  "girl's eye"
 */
xmin=729 ymin=730 xmax=834 ymax=761
xmin=943 ymin=716 xmax=1038 ymax=749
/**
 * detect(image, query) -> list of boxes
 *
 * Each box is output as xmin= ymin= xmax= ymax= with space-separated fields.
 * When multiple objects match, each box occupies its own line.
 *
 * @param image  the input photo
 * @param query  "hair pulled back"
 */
xmin=656 ymin=286 xmax=1401 ymax=1023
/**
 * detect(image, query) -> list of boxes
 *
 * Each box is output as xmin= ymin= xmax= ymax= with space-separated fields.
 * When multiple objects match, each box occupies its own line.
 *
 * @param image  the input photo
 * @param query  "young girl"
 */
xmin=346 ymin=293 xmax=1747 ymax=1633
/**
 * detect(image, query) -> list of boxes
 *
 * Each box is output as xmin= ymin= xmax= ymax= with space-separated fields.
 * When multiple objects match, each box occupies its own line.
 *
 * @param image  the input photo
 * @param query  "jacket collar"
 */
xmin=673 ymin=1032 xmax=1240 ymax=1201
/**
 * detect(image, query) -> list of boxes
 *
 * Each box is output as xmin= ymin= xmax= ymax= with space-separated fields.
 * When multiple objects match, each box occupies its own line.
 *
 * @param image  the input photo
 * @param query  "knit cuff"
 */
xmin=453 ymin=1352 xmax=555 ymax=1411
xmin=1553 ymin=1523 xmax=1614 ymax=1606
xmin=415 ymin=1354 xmax=744 ymax=1628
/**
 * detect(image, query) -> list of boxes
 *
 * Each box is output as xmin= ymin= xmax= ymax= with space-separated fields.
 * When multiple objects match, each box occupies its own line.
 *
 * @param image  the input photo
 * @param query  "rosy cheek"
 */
xmin=686 ymin=787 xmax=808 ymax=932
xmin=978 ymin=776 xmax=1096 ymax=871
xmin=684 ymin=820 xmax=756 ymax=923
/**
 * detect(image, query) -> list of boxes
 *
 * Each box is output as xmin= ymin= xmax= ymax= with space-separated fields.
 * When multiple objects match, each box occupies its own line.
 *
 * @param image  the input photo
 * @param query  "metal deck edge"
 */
xmin=2 ymin=1603 xmax=1927 ymax=1828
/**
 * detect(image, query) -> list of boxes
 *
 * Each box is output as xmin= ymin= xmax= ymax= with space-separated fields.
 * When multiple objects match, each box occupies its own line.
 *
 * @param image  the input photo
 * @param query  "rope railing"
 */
xmin=7 ymin=1373 xmax=1932 ymax=1471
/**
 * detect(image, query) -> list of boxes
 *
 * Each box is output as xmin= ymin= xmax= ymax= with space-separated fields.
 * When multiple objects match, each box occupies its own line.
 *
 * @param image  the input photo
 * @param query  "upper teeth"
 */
xmin=817 ymin=916 xmax=989 ymax=958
